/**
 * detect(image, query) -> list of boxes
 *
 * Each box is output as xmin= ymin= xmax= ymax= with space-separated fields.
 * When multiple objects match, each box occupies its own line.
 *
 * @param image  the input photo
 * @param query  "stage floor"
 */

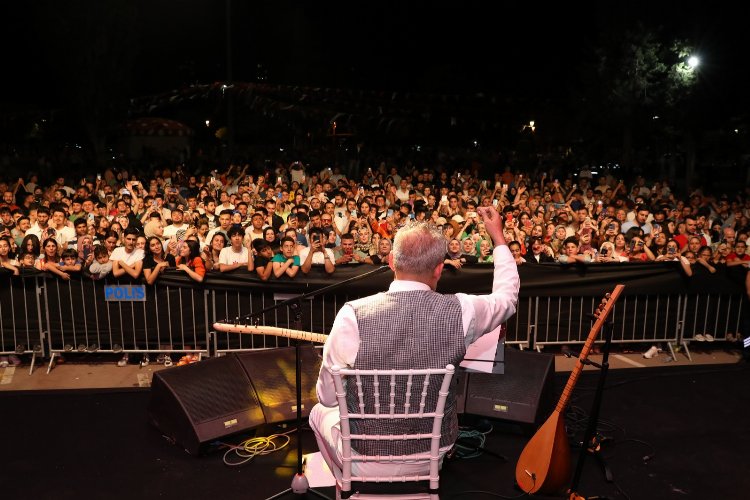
xmin=2 ymin=358 xmax=748 ymax=500
xmin=1 ymin=345 xmax=743 ymax=392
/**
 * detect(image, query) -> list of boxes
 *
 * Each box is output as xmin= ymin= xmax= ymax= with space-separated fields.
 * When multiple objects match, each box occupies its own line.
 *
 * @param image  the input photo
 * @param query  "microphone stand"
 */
xmin=220 ymin=265 xmax=392 ymax=500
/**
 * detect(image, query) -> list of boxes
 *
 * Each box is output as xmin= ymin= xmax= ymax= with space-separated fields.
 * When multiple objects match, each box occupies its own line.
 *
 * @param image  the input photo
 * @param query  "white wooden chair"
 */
xmin=329 ymin=364 xmax=456 ymax=499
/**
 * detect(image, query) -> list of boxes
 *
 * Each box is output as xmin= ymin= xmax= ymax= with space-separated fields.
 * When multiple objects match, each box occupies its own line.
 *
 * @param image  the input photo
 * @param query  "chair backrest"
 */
xmin=331 ymin=364 xmax=455 ymax=495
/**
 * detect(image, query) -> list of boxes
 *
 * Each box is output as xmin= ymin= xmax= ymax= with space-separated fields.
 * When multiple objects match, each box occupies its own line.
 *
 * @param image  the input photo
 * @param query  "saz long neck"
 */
xmin=555 ymin=284 xmax=624 ymax=413
xmin=213 ymin=323 xmax=328 ymax=344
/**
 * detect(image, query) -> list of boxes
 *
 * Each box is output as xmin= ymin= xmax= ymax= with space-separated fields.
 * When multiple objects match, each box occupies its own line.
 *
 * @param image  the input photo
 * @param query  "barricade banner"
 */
xmin=42 ymin=273 xmax=209 ymax=354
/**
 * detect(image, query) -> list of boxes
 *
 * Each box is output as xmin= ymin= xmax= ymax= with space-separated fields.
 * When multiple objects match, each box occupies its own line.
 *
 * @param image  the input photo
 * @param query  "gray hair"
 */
xmin=392 ymin=221 xmax=446 ymax=275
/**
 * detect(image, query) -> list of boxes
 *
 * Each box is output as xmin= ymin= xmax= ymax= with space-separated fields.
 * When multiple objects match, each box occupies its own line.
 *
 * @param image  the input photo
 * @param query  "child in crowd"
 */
xmin=19 ymin=252 xmax=36 ymax=269
xmin=89 ymin=245 xmax=113 ymax=279
xmin=58 ymin=248 xmax=82 ymax=275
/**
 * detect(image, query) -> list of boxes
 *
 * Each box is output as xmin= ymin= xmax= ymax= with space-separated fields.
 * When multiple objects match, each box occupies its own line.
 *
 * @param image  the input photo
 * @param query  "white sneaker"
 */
xmin=704 ymin=334 xmax=715 ymax=342
xmin=643 ymin=346 xmax=659 ymax=359
xmin=694 ymin=334 xmax=706 ymax=341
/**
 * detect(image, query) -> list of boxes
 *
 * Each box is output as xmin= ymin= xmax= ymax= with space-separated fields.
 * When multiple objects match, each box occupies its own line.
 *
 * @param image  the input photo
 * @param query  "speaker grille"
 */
xmin=236 ymin=346 xmax=322 ymax=424
xmin=155 ymin=356 xmax=261 ymax=424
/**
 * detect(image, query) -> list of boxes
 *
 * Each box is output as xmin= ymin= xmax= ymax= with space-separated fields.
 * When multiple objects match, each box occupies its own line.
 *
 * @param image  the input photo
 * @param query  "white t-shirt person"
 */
xmin=218 ymin=245 xmax=249 ymax=266
xmin=298 ymin=246 xmax=335 ymax=265
xmin=110 ymin=246 xmax=144 ymax=266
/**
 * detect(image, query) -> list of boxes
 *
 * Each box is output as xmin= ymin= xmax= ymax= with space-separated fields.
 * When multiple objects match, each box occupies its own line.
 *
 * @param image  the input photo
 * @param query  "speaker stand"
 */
xmin=264 ymin=300 xmax=330 ymax=500
xmin=567 ymin=319 xmax=615 ymax=500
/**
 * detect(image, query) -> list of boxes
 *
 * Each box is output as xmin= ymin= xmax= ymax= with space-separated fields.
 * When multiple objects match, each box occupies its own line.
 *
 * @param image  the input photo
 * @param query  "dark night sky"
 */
xmin=1 ymin=1 xmax=748 ymax=115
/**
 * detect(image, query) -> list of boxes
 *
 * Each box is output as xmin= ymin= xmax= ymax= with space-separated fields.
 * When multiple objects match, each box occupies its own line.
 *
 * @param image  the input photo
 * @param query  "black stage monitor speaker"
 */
xmin=456 ymin=348 xmax=555 ymax=427
xmin=149 ymin=354 xmax=265 ymax=455
xmin=148 ymin=347 xmax=323 ymax=455
xmin=235 ymin=345 xmax=321 ymax=424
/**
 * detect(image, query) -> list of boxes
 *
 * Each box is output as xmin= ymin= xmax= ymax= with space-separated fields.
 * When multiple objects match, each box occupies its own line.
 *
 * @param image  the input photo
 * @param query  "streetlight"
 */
xmin=687 ymin=56 xmax=700 ymax=69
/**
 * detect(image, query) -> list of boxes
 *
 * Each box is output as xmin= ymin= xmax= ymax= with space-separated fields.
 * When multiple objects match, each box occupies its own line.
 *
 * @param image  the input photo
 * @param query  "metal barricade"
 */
xmin=42 ymin=276 xmax=210 ymax=371
xmin=0 ymin=274 xmax=46 ymax=374
xmin=681 ymin=293 xmax=745 ymax=341
xmin=504 ymin=295 xmax=534 ymax=348
xmin=533 ymin=293 xmax=684 ymax=353
xmin=17 ymin=271 xmax=747 ymax=373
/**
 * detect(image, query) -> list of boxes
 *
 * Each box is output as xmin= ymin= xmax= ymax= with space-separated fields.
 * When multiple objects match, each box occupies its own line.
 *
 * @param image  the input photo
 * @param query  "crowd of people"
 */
xmin=1 ymin=160 xmax=749 ymax=365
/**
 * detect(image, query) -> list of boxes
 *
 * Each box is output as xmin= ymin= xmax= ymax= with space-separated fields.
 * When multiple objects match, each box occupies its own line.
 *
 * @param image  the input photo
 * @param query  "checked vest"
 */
xmin=347 ymin=289 xmax=466 ymax=456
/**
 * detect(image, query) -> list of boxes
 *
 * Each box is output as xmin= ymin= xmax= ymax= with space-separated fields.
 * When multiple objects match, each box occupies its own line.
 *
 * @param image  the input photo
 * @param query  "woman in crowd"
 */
xmin=693 ymin=246 xmax=717 ymax=274
xmin=549 ymin=224 xmax=567 ymax=256
xmin=649 ymin=231 xmax=669 ymax=257
xmin=20 ymin=234 xmax=41 ymax=260
xmin=102 ymin=230 xmax=120 ymax=256
xmin=109 ymin=220 xmax=123 ymax=244
xmin=36 ymin=237 xmax=70 ymax=279
xmin=195 ymin=217 xmax=210 ymax=248
xmin=202 ymin=232 xmax=227 ymax=272
xmin=143 ymin=219 xmax=165 ymax=241
xmin=597 ymin=241 xmax=619 ymax=262
xmin=627 ymin=235 xmax=655 ymax=262
xmin=444 ymin=238 xmax=465 ymax=268
xmin=354 ymin=227 xmax=374 ymax=256
xmin=599 ymin=220 xmax=621 ymax=244
xmin=528 ymin=224 xmax=545 ymax=244
xmin=442 ymin=220 xmax=459 ymax=241
xmin=611 ymin=233 xmax=630 ymax=261
xmin=477 ymin=239 xmax=495 ymax=263
xmin=655 ymin=239 xmax=693 ymax=275
xmin=364 ymin=237 xmax=392 ymax=265
xmin=370 ymin=232 xmax=381 ymax=254
xmin=94 ymin=216 xmax=111 ymax=242
xmin=142 ymin=236 xmax=176 ymax=285
xmin=508 ymin=240 xmax=525 ymax=265
xmin=460 ymin=236 xmax=479 ymax=263
xmin=175 ymin=240 xmax=205 ymax=282
xmin=0 ymin=236 xmax=20 ymax=275
xmin=136 ymin=235 xmax=148 ymax=251
xmin=712 ymin=242 xmax=731 ymax=267
xmin=263 ymin=226 xmax=280 ymax=253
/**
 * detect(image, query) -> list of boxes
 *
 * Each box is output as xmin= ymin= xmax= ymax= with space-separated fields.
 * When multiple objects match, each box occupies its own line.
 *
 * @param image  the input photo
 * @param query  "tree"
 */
xmin=582 ymin=23 xmax=698 ymax=185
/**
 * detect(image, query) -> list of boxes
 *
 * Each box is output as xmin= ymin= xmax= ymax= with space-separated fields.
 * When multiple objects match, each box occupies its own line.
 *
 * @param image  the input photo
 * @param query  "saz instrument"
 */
xmin=515 ymin=284 xmax=624 ymax=495
xmin=213 ymin=323 xmax=328 ymax=344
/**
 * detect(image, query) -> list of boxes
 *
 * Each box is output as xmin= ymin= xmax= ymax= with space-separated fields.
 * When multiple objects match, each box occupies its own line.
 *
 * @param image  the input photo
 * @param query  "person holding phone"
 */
xmin=654 ymin=239 xmax=692 ymax=273
xmin=299 ymin=227 xmax=335 ymax=274
xmin=334 ymin=233 xmax=367 ymax=264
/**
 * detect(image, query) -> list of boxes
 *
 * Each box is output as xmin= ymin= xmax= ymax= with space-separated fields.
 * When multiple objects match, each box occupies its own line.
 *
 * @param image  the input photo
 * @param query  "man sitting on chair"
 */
xmin=309 ymin=205 xmax=520 ymax=480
